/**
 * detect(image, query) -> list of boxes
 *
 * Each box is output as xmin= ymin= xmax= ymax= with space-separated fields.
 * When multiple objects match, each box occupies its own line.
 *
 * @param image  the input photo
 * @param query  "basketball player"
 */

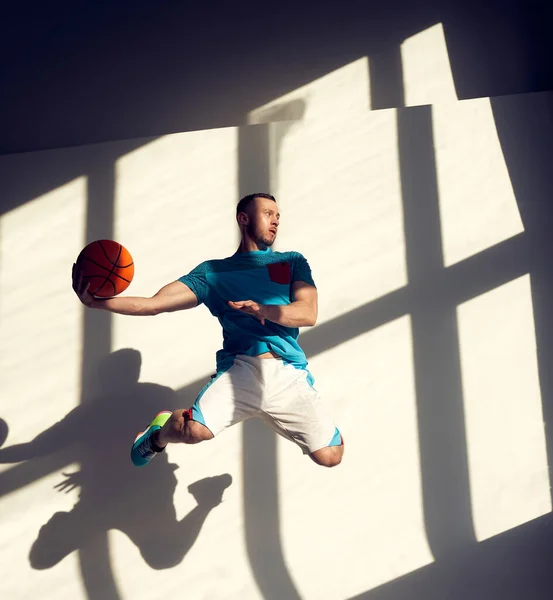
xmin=72 ymin=193 xmax=343 ymax=468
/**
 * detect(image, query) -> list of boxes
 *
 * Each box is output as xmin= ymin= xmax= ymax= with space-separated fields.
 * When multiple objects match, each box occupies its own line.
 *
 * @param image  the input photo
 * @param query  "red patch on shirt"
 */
xmin=268 ymin=261 xmax=291 ymax=284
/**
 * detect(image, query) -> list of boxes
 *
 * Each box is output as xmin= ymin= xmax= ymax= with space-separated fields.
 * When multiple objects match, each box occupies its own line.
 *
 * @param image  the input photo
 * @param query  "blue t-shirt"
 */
xmin=178 ymin=248 xmax=315 ymax=372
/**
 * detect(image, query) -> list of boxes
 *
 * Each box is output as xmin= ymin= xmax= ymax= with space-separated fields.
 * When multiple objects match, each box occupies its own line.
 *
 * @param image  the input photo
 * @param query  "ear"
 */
xmin=237 ymin=212 xmax=249 ymax=226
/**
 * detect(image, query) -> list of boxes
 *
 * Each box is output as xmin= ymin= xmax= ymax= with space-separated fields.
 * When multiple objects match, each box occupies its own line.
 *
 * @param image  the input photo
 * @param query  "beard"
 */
xmin=247 ymin=222 xmax=275 ymax=247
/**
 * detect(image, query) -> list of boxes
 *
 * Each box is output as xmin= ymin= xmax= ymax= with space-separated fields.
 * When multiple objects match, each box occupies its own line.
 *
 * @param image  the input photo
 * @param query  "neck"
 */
xmin=236 ymin=236 xmax=269 ymax=253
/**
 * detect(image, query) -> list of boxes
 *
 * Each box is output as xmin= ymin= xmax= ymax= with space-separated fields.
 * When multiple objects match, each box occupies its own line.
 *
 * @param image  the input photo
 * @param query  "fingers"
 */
xmin=77 ymin=269 xmax=85 ymax=295
xmin=228 ymin=300 xmax=252 ymax=310
xmin=71 ymin=263 xmax=78 ymax=292
xmin=229 ymin=300 xmax=257 ymax=309
xmin=228 ymin=300 xmax=266 ymax=325
xmin=72 ymin=262 xmax=84 ymax=294
xmin=72 ymin=262 xmax=94 ymax=305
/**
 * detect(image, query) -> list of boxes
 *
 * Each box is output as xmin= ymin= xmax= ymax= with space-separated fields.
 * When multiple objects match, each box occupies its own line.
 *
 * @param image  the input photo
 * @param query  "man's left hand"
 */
xmin=228 ymin=300 xmax=266 ymax=325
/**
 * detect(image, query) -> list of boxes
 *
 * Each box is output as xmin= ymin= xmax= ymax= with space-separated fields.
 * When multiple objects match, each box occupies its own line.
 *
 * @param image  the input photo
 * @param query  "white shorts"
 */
xmin=189 ymin=355 xmax=341 ymax=454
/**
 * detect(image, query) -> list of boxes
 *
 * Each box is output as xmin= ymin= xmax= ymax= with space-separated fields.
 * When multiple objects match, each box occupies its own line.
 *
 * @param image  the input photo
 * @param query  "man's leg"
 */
xmin=131 ymin=408 xmax=213 ymax=467
xmin=263 ymin=362 xmax=344 ymax=468
xmin=131 ymin=358 xmax=263 ymax=467
xmin=156 ymin=409 xmax=214 ymax=447
xmin=309 ymin=442 xmax=344 ymax=468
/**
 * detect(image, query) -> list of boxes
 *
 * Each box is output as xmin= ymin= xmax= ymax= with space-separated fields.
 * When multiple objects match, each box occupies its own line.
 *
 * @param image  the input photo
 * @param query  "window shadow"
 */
xmin=370 ymin=41 xmax=475 ymax=558
xmin=0 ymin=15 xmax=552 ymax=594
xmin=236 ymin=115 xmax=303 ymax=600
xmin=397 ymin=105 xmax=476 ymax=554
xmin=343 ymin=42 xmax=553 ymax=600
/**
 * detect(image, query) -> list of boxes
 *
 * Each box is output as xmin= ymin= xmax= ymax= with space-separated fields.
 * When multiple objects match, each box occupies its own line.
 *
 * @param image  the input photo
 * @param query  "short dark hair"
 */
xmin=236 ymin=193 xmax=276 ymax=216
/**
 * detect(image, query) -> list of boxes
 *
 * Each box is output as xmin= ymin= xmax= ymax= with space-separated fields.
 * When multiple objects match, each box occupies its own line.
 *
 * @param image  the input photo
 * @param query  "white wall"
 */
xmin=0 ymin=88 xmax=551 ymax=599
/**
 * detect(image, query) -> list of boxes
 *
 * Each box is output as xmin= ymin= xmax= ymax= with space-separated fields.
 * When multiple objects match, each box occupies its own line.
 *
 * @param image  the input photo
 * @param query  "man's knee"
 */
xmin=309 ymin=445 xmax=343 ymax=468
xmin=161 ymin=409 xmax=214 ymax=445
xmin=183 ymin=418 xmax=214 ymax=444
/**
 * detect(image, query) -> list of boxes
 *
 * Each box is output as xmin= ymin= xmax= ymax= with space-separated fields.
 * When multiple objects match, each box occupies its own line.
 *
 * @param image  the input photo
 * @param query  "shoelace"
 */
xmin=138 ymin=431 xmax=155 ymax=456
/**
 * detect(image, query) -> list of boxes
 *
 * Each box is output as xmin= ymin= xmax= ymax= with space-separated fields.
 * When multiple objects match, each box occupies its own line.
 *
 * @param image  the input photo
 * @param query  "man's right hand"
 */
xmin=72 ymin=262 xmax=96 ymax=307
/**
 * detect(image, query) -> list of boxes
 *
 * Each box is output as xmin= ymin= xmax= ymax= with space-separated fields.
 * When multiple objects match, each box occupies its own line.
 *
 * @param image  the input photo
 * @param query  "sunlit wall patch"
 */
xmin=248 ymin=57 xmax=371 ymax=124
xmin=431 ymin=97 xmax=524 ymax=267
xmin=458 ymin=274 xmax=550 ymax=542
xmin=401 ymin=23 xmax=457 ymax=107
xmin=0 ymin=176 xmax=87 ymax=442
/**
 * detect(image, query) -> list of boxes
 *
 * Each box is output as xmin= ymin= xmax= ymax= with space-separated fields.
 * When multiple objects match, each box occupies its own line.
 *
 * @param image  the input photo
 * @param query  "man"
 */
xmin=73 ymin=193 xmax=343 ymax=468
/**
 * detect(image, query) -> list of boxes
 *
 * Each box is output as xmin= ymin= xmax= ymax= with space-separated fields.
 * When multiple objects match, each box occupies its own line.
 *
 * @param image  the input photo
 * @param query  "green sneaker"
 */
xmin=130 ymin=411 xmax=172 ymax=467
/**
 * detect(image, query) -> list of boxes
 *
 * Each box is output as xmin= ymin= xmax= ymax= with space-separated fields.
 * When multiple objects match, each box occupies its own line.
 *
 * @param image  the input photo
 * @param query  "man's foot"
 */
xmin=131 ymin=411 xmax=172 ymax=467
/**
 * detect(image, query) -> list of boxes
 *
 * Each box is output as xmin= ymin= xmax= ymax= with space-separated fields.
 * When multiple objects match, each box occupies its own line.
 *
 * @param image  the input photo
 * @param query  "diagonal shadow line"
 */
xmin=0 ymin=137 xmax=160 ymax=219
xmin=302 ymin=231 xmax=528 ymax=359
xmin=0 ymin=232 xmax=529 ymax=498
xmin=347 ymin=511 xmax=553 ymax=600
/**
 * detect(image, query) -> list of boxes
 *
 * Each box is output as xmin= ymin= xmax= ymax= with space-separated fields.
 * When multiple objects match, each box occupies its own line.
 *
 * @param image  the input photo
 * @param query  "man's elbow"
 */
xmin=305 ymin=311 xmax=317 ymax=327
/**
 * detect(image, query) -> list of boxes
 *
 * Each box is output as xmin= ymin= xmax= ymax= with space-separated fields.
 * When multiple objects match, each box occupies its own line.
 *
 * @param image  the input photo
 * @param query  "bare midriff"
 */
xmin=255 ymin=350 xmax=282 ymax=359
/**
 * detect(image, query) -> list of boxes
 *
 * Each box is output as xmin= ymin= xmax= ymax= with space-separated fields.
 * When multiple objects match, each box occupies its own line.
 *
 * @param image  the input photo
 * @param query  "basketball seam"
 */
xmin=80 ymin=255 xmax=133 ymax=283
xmin=96 ymin=240 xmax=134 ymax=269
xmin=96 ymin=240 xmax=133 ymax=268
xmin=97 ymin=240 xmax=134 ymax=272
xmin=96 ymin=277 xmax=117 ymax=297
xmin=102 ymin=241 xmax=122 ymax=295
xmin=86 ymin=241 xmax=133 ymax=296
xmin=96 ymin=240 xmax=133 ymax=269
xmin=98 ymin=240 xmax=119 ymax=267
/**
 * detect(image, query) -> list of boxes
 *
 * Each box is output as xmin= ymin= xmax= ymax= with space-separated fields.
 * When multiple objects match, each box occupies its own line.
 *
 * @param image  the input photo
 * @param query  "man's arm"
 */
xmin=228 ymin=281 xmax=318 ymax=327
xmin=92 ymin=281 xmax=199 ymax=316
xmin=73 ymin=264 xmax=198 ymax=316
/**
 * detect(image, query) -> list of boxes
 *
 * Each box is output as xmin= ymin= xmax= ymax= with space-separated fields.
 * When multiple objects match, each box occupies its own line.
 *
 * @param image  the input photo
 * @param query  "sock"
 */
xmin=150 ymin=429 xmax=166 ymax=453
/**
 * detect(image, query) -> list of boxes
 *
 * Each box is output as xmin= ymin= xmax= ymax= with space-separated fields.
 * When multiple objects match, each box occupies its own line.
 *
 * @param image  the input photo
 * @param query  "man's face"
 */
xmin=245 ymin=197 xmax=280 ymax=247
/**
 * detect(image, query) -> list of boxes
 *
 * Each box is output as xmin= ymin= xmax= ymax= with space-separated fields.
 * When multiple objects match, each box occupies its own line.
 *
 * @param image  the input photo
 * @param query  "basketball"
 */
xmin=76 ymin=239 xmax=134 ymax=297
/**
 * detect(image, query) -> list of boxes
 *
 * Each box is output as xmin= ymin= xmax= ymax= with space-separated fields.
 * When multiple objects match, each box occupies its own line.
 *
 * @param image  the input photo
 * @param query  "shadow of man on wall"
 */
xmin=0 ymin=348 xmax=232 ymax=571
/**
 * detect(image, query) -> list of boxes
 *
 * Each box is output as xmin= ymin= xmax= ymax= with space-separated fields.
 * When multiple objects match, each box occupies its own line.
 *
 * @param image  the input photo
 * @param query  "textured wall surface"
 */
xmin=1 ymin=77 xmax=552 ymax=597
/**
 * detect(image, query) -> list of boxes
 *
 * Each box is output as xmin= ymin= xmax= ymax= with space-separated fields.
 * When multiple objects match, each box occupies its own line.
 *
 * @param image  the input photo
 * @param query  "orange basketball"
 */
xmin=76 ymin=239 xmax=134 ymax=297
